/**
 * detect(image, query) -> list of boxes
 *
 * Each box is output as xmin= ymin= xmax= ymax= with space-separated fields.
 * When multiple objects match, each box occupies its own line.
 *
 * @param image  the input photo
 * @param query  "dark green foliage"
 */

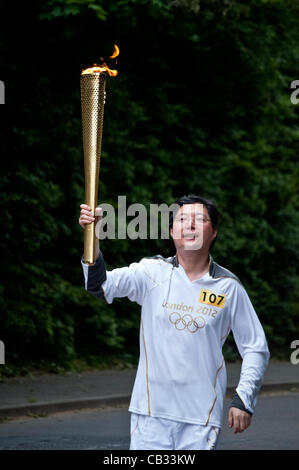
xmin=0 ymin=0 xmax=298 ymax=373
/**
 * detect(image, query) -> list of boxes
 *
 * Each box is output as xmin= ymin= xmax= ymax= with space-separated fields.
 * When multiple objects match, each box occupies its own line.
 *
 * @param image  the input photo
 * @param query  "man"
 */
xmin=79 ymin=194 xmax=270 ymax=450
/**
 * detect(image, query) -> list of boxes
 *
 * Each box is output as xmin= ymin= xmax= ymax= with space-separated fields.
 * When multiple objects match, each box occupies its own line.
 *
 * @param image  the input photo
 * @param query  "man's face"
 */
xmin=170 ymin=203 xmax=217 ymax=252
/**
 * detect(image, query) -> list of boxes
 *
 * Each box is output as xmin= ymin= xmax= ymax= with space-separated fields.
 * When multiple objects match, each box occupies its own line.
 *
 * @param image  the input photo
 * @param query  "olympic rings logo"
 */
xmin=169 ymin=312 xmax=206 ymax=333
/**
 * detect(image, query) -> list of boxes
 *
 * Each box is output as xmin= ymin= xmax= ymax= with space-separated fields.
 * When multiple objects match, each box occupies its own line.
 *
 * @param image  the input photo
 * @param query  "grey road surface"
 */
xmin=0 ymin=393 xmax=298 ymax=450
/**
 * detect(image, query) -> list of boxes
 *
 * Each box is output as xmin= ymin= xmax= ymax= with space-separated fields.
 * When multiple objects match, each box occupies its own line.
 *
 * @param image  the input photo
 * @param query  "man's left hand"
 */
xmin=228 ymin=407 xmax=251 ymax=434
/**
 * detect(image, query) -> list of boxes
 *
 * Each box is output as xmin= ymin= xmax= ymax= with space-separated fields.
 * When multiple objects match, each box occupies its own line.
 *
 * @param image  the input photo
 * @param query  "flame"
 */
xmin=110 ymin=44 xmax=120 ymax=59
xmin=81 ymin=65 xmax=117 ymax=76
xmin=82 ymin=44 xmax=119 ymax=76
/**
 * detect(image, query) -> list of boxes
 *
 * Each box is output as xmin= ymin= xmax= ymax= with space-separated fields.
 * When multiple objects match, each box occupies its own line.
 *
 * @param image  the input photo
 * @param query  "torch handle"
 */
xmin=81 ymin=73 xmax=106 ymax=265
xmin=84 ymin=219 xmax=98 ymax=265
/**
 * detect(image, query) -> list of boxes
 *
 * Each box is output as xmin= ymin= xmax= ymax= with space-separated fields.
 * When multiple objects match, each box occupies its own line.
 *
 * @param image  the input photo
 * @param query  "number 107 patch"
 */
xmin=199 ymin=289 xmax=226 ymax=308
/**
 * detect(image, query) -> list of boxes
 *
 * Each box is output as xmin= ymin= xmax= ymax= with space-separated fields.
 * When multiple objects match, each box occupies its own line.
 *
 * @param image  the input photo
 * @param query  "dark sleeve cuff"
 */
xmin=82 ymin=251 xmax=107 ymax=300
xmin=230 ymin=392 xmax=253 ymax=416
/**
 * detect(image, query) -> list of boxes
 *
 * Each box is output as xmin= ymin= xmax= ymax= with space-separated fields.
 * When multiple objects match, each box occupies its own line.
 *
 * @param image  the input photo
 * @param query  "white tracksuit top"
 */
xmin=81 ymin=254 xmax=270 ymax=428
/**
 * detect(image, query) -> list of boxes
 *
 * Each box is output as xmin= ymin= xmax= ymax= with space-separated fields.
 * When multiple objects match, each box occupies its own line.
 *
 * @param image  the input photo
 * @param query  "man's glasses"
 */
xmin=174 ymin=214 xmax=211 ymax=224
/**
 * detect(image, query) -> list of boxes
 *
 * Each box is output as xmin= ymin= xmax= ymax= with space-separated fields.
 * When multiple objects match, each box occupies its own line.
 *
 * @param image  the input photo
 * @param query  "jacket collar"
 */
xmin=171 ymin=253 xmax=213 ymax=272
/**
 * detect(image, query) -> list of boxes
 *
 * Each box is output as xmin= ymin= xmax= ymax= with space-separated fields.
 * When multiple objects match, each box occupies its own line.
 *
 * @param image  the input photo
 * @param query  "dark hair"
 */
xmin=169 ymin=194 xmax=219 ymax=249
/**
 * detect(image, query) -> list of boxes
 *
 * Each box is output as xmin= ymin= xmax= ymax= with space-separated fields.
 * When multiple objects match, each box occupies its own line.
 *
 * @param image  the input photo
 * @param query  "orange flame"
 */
xmin=82 ymin=44 xmax=119 ymax=76
xmin=110 ymin=44 xmax=120 ymax=59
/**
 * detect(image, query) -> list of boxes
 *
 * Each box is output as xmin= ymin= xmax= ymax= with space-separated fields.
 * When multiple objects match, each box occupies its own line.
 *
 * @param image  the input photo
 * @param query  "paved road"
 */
xmin=0 ymin=393 xmax=298 ymax=450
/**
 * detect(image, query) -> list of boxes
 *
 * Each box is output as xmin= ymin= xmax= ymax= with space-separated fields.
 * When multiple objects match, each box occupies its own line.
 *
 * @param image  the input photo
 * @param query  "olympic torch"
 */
xmin=80 ymin=45 xmax=119 ymax=264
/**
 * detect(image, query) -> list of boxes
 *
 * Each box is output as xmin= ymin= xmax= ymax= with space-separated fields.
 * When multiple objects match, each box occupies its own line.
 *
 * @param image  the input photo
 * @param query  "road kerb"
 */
xmin=0 ymin=384 xmax=298 ymax=420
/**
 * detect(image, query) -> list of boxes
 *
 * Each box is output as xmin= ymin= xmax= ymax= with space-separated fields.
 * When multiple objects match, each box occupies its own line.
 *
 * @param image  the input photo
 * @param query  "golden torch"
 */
xmin=81 ymin=45 xmax=119 ymax=264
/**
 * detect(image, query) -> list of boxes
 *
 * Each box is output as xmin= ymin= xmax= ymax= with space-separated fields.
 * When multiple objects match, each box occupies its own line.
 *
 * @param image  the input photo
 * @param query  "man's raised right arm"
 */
xmin=79 ymin=204 xmax=151 ymax=305
xmin=79 ymin=204 xmax=107 ymax=300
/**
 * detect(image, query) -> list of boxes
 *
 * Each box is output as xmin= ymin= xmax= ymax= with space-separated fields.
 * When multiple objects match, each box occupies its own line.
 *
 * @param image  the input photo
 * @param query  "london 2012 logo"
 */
xmin=169 ymin=312 xmax=206 ymax=333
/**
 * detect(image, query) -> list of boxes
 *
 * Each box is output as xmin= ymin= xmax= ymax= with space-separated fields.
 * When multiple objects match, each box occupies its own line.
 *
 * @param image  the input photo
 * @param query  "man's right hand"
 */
xmin=79 ymin=204 xmax=103 ymax=230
